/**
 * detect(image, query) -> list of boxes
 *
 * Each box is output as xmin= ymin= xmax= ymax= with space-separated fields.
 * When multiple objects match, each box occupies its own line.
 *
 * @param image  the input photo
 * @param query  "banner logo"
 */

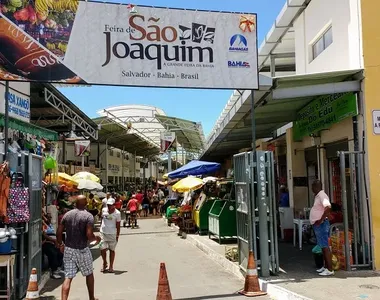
xmin=229 ymin=34 xmax=248 ymax=52
xmin=102 ymin=16 xmax=216 ymax=70
xmin=228 ymin=61 xmax=250 ymax=68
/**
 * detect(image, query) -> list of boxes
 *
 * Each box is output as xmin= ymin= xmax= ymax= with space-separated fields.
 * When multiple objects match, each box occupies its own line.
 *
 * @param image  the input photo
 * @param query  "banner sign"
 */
xmin=160 ymin=131 xmax=175 ymax=153
xmin=293 ymin=93 xmax=358 ymax=141
xmin=74 ymin=140 xmax=90 ymax=156
xmin=0 ymin=1 xmax=258 ymax=89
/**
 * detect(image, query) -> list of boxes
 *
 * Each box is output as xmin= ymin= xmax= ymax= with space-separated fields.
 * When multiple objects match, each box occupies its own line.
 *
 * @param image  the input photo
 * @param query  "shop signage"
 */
xmin=1 ymin=90 xmax=30 ymax=123
xmin=0 ymin=3 xmax=258 ymax=89
xmin=108 ymin=164 xmax=120 ymax=173
xmin=74 ymin=140 xmax=91 ymax=157
xmin=293 ymin=93 xmax=358 ymax=141
xmin=372 ymin=110 xmax=380 ymax=135
xmin=160 ymin=132 xmax=175 ymax=153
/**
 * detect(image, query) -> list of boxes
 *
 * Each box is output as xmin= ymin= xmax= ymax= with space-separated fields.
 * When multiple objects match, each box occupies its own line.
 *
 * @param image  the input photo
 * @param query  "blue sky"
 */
xmin=59 ymin=0 xmax=285 ymax=137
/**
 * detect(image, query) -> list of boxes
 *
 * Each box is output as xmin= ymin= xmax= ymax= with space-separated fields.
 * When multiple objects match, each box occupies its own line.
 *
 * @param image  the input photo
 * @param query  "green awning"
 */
xmin=0 ymin=114 xmax=58 ymax=141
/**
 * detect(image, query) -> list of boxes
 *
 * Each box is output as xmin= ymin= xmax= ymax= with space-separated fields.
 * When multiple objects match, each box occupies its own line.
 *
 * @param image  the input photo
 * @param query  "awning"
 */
xmin=0 ymin=114 xmax=58 ymax=141
xmin=201 ymin=69 xmax=363 ymax=160
xmin=30 ymin=83 xmax=98 ymax=139
xmin=168 ymin=160 xmax=221 ymax=179
xmin=94 ymin=117 xmax=160 ymax=157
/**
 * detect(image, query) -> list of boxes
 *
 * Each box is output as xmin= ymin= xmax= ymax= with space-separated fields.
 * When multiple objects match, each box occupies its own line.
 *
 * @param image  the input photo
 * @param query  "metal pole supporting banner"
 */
xmin=247 ymin=91 xmax=255 ymax=253
xmin=121 ymin=146 xmax=125 ymax=192
xmin=4 ymin=81 xmax=9 ymax=160
xmin=105 ymin=140 xmax=108 ymax=192
xmin=168 ymin=151 xmax=172 ymax=173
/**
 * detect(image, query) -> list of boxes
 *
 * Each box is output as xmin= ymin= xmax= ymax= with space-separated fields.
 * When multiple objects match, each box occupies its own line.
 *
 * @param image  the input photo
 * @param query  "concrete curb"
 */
xmin=171 ymin=223 xmax=313 ymax=300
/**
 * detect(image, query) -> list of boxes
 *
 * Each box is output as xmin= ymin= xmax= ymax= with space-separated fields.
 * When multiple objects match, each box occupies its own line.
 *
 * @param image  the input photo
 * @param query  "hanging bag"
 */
xmin=6 ymin=173 xmax=30 ymax=223
xmin=0 ymin=161 xmax=10 ymax=219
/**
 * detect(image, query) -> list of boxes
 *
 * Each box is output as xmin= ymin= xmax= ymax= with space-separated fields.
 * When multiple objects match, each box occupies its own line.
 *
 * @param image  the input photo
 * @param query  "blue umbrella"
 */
xmin=168 ymin=160 xmax=221 ymax=179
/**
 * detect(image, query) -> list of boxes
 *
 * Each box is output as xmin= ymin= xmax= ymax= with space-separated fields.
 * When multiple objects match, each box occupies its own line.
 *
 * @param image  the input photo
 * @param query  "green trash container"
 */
xmin=208 ymin=200 xmax=237 ymax=244
xmin=194 ymin=199 xmax=216 ymax=235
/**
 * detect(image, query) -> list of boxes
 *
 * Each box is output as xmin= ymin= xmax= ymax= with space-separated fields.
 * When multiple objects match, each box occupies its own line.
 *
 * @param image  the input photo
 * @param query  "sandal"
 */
xmin=108 ymin=269 xmax=115 ymax=273
xmin=101 ymin=265 xmax=108 ymax=273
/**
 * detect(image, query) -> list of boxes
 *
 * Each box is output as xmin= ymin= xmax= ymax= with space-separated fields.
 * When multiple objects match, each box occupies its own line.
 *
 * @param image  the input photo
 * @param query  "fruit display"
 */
xmin=0 ymin=17 xmax=83 ymax=83
xmin=0 ymin=0 xmax=79 ymax=59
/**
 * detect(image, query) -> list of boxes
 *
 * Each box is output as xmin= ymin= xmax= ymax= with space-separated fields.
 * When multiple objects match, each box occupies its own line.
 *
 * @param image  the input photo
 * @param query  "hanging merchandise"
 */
xmin=6 ymin=173 xmax=30 ymax=224
xmin=44 ymin=155 xmax=57 ymax=170
xmin=0 ymin=161 xmax=10 ymax=219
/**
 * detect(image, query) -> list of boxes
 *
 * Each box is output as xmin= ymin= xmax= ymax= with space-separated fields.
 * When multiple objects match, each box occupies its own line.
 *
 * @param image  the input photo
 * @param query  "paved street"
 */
xmin=41 ymin=218 xmax=272 ymax=300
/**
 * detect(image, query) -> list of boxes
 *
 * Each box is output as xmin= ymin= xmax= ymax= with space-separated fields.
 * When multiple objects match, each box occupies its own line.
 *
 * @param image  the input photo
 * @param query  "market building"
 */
xmin=201 ymin=0 xmax=372 ymax=273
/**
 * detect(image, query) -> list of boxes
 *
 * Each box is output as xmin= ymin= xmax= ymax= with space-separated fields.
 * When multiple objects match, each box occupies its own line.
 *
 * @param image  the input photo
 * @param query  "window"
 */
xmin=117 ymin=152 xmax=121 ymax=158
xmin=312 ymin=26 xmax=333 ymax=60
xmin=109 ymin=149 xmax=114 ymax=156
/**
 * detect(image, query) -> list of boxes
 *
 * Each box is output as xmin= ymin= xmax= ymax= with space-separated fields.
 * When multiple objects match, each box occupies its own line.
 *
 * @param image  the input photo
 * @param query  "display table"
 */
xmin=0 ymin=251 xmax=17 ymax=300
xmin=293 ymin=219 xmax=310 ymax=250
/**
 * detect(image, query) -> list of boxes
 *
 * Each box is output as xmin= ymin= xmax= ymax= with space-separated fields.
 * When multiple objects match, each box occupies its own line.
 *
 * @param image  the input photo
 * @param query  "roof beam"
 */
xmin=272 ymin=81 xmax=361 ymax=100
xmin=44 ymin=88 xmax=98 ymax=140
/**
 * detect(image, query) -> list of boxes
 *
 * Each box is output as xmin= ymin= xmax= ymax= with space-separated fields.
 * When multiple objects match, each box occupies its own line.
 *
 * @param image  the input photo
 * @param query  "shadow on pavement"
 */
xmin=174 ymin=293 xmax=242 ymax=300
xmin=102 ymin=270 xmax=128 ymax=275
xmin=270 ymin=242 xmax=380 ymax=284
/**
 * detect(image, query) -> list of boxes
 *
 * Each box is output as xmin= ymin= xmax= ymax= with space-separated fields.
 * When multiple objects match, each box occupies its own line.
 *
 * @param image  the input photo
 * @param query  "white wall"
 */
xmin=294 ymin=0 xmax=363 ymax=74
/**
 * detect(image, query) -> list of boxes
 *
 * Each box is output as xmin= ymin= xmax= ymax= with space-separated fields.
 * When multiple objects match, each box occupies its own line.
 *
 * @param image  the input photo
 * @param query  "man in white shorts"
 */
xmin=100 ymin=198 xmax=121 ymax=273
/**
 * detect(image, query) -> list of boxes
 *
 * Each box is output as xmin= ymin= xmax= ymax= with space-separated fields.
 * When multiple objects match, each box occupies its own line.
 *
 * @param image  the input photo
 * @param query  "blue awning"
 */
xmin=168 ymin=160 xmax=221 ymax=179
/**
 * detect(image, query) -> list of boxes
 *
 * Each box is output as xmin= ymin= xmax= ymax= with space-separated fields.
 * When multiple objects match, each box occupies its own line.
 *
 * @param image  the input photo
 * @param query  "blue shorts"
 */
xmin=142 ymin=204 xmax=149 ymax=209
xmin=313 ymin=220 xmax=330 ymax=248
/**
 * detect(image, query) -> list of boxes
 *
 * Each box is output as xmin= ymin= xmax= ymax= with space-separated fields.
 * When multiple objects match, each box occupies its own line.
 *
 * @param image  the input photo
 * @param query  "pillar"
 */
xmin=361 ymin=0 xmax=380 ymax=269
xmin=286 ymin=128 xmax=308 ymax=212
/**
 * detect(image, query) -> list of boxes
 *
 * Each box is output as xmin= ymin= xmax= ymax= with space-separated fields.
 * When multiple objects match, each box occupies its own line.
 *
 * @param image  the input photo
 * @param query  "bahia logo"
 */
xmin=229 ymin=34 xmax=248 ymax=52
xmin=228 ymin=61 xmax=250 ymax=68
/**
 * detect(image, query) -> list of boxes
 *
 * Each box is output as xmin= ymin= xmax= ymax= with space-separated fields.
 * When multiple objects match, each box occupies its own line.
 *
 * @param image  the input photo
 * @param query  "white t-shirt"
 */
xmin=100 ymin=208 xmax=121 ymax=234
xmin=102 ymin=198 xmax=108 ymax=208
xmin=310 ymin=190 xmax=331 ymax=225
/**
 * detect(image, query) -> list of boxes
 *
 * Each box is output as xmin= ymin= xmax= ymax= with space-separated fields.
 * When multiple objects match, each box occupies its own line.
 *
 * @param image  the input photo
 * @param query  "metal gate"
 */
xmin=26 ymin=154 xmax=43 ymax=288
xmin=338 ymin=151 xmax=372 ymax=270
xmin=234 ymin=151 xmax=279 ymax=276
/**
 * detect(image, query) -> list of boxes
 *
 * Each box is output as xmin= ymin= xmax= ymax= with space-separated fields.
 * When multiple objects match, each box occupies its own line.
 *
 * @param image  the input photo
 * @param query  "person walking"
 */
xmin=57 ymin=195 xmax=101 ymax=300
xmin=127 ymin=195 xmax=139 ymax=228
xmin=310 ymin=180 xmax=334 ymax=276
xmin=100 ymin=198 xmax=121 ymax=273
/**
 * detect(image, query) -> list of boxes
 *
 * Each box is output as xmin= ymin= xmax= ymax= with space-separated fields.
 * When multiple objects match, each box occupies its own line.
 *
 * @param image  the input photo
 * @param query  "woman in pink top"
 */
xmin=127 ymin=196 xmax=138 ymax=229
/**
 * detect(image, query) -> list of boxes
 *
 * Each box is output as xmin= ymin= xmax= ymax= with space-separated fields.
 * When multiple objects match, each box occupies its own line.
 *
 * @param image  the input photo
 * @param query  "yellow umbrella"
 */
xmin=72 ymin=171 xmax=100 ymax=183
xmin=47 ymin=172 xmax=78 ymax=186
xmin=172 ymin=177 xmax=204 ymax=193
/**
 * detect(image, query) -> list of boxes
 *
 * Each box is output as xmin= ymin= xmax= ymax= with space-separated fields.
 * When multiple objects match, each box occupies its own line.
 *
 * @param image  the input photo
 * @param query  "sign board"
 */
xmin=160 ymin=131 xmax=175 ymax=153
xmin=74 ymin=140 xmax=90 ymax=157
xmin=372 ymin=110 xmax=380 ymax=135
xmin=293 ymin=93 xmax=358 ymax=141
xmin=0 ymin=2 xmax=258 ymax=89
xmin=0 ymin=83 xmax=30 ymax=123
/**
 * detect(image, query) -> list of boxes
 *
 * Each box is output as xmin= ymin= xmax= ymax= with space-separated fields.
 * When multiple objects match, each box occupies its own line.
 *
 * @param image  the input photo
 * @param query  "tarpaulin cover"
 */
xmin=168 ymin=160 xmax=220 ymax=179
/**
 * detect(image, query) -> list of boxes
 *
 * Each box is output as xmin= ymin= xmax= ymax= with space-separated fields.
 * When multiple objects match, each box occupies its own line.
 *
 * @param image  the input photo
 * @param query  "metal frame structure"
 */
xmin=338 ymin=151 xmax=372 ymax=270
xmin=44 ymin=88 xmax=98 ymax=139
xmin=234 ymin=150 xmax=279 ymax=277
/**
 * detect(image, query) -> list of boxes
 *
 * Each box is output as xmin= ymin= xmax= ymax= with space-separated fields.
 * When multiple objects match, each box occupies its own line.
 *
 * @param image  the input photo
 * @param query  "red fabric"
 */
xmin=135 ymin=193 xmax=143 ymax=204
xmin=127 ymin=198 xmax=138 ymax=212
xmin=115 ymin=200 xmax=122 ymax=210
